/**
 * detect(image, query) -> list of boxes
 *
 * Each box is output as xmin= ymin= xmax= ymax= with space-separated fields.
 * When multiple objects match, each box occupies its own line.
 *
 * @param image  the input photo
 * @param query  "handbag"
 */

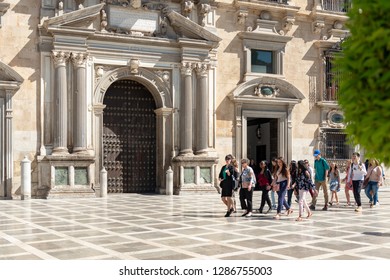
xmin=362 ymin=169 xmax=373 ymax=189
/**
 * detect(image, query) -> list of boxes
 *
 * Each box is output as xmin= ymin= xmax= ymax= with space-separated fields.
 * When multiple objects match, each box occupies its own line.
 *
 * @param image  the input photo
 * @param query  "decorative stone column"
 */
xmin=71 ymin=52 xmax=88 ymax=153
xmin=4 ymin=89 xmax=14 ymax=198
xmin=93 ymin=103 xmax=106 ymax=189
xmin=180 ymin=62 xmax=194 ymax=155
xmin=195 ymin=63 xmax=209 ymax=155
xmin=52 ymin=51 xmax=70 ymax=154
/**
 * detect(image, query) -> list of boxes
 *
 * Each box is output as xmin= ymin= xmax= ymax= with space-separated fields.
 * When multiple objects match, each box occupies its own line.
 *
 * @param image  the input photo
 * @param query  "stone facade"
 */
xmin=1 ymin=0 xmax=367 ymax=199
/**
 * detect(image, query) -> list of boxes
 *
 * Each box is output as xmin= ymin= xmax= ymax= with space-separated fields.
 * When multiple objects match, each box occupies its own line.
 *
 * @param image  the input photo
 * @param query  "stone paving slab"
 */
xmin=1 ymin=188 xmax=390 ymax=260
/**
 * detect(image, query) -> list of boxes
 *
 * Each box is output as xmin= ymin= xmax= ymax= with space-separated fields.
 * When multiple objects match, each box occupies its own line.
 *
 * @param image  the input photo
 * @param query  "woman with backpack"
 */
xmin=294 ymin=160 xmax=314 ymax=221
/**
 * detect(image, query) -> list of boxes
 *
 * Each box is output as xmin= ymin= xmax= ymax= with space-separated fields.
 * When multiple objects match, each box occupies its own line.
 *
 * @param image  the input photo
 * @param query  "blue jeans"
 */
xmin=365 ymin=181 xmax=379 ymax=205
xmin=277 ymin=180 xmax=290 ymax=214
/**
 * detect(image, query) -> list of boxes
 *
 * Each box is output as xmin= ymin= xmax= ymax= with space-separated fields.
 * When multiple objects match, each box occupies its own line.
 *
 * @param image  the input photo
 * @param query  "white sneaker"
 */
xmin=245 ymin=212 xmax=252 ymax=217
xmin=355 ymin=206 xmax=362 ymax=212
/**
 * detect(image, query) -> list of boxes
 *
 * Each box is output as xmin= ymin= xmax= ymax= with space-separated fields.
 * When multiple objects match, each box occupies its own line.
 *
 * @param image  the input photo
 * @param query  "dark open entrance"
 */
xmin=247 ymin=118 xmax=278 ymax=166
xmin=103 ymin=80 xmax=157 ymax=193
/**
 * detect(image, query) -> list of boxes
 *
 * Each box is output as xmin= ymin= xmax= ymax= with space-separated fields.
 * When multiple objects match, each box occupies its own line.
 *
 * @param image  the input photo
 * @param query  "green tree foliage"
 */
xmin=336 ymin=0 xmax=390 ymax=164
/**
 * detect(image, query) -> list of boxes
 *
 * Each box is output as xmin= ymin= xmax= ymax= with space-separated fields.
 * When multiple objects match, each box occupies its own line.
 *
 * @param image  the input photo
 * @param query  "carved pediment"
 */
xmin=0 ymin=62 xmax=24 ymax=83
xmin=163 ymin=9 xmax=221 ymax=44
xmin=42 ymin=3 xmax=105 ymax=30
xmin=229 ymin=77 xmax=305 ymax=105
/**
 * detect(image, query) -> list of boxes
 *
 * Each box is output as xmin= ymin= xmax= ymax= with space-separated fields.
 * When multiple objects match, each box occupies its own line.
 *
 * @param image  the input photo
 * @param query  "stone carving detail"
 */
xmin=51 ymin=51 xmax=70 ymax=66
xmin=182 ymin=1 xmax=194 ymax=18
xmin=236 ymin=10 xmax=248 ymax=26
xmin=282 ymin=16 xmax=295 ymax=35
xmin=199 ymin=4 xmax=211 ymax=27
xmin=254 ymin=84 xmax=280 ymax=98
xmin=181 ymin=61 xmax=195 ymax=76
xmin=128 ymin=58 xmax=140 ymax=74
xmin=155 ymin=70 xmax=171 ymax=86
xmin=313 ymin=20 xmax=325 ymax=34
xmin=71 ymin=53 xmax=88 ymax=67
xmin=101 ymin=9 xmax=108 ymax=31
xmin=195 ymin=63 xmax=209 ymax=77
xmin=327 ymin=109 xmax=345 ymax=128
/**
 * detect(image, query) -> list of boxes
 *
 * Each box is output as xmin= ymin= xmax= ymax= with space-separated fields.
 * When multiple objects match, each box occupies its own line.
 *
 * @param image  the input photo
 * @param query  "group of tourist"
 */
xmin=218 ymin=150 xmax=385 ymax=221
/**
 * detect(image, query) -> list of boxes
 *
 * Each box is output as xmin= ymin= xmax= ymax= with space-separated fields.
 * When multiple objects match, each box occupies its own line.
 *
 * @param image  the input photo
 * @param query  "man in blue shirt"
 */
xmin=310 ymin=150 xmax=330 ymax=211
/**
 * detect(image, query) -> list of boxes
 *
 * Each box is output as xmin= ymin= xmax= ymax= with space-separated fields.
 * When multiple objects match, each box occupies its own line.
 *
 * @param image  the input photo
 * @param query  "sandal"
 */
xmin=307 ymin=212 xmax=313 ymax=219
xmin=273 ymin=214 xmax=280 ymax=220
xmin=295 ymin=216 xmax=303 ymax=222
xmin=286 ymin=209 xmax=293 ymax=216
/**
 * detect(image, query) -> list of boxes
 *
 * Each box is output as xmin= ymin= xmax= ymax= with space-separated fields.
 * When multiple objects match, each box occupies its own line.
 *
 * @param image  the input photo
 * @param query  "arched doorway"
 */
xmin=103 ymin=79 xmax=157 ymax=193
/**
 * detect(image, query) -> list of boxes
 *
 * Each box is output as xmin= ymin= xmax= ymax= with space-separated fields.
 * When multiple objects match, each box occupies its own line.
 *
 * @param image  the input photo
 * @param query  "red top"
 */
xmin=257 ymin=172 xmax=269 ymax=186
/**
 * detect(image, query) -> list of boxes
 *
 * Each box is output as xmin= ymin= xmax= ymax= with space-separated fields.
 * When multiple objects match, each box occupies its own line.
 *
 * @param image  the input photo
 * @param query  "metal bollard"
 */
xmin=166 ymin=166 xmax=173 ymax=195
xmin=100 ymin=168 xmax=107 ymax=198
xmin=21 ymin=156 xmax=31 ymax=200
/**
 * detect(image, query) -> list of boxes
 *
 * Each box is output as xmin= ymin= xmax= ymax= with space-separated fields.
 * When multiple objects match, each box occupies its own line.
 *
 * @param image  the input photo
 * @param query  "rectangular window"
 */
xmin=251 ymin=50 xmax=274 ymax=74
xmin=324 ymin=51 xmax=341 ymax=101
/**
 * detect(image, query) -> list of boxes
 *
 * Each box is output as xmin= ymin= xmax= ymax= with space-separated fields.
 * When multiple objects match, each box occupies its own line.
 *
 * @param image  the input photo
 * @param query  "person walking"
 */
xmin=347 ymin=152 xmax=367 ymax=212
xmin=231 ymin=158 xmax=240 ymax=212
xmin=218 ymin=154 xmax=235 ymax=217
xmin=328 ymin=162 xmax=341 ymax=206
xmin=364 ymin=159 xmax=383 ymax=208
xmin=342 ymin=159 xmax=353 ymax=206
xmin=256 ymin=160 xmax=273 ymax=214
xmin=310 ymin=150 xmax=330 ymax=211
xmin=240 ymin=158 xmax=256 ymax=217
xmin=288 ymin=160 xmax=298 ymax=207
xmin=270 ymin=158 xmax=278 ymax=210
xmin=273 ymin=157 xmax=293 ymax=220
xmin=294 ymin=160 xmax=313 ymax=221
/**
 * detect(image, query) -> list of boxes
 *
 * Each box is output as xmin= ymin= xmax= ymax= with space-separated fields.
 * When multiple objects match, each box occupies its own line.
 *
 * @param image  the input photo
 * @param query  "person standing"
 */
xmin=231 ymin=158 xmax=240 ymax=212
xmin=310 ymin=150 xmax=330 ymax=211
xmin=273 ymin=157 xmax=293 ymax=220
xmin=256 ymin=161 xmax=273 ymax=213
xmin=347 ymin=152 xmax=367 ymax=212
xmin=294 ymin=160 xmax=313 ymax=221
xmin=218 ymin=154 xmax=235 ymax=217
xmin=240 ymin=158 xmax=256 ymax=217
xmin=364 ymin=159 xmax=383 ymax=208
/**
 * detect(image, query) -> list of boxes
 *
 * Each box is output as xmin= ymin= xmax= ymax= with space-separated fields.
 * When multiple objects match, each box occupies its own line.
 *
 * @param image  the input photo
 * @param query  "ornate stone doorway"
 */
xmin=103 ymin=80 xmax=157 ymax=193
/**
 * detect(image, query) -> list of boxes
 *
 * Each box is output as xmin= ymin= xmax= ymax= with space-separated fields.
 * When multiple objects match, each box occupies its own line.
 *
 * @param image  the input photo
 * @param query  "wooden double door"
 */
xmin=103 ymin=80 xmax=156 ymax=193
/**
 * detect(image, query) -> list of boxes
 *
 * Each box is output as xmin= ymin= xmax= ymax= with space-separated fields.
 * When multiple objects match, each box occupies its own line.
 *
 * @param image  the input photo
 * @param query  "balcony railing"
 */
xmin=266 ymin=0 xmax=288 ymax=3
xmin=322 ymin=0 xmax=351 ymax=13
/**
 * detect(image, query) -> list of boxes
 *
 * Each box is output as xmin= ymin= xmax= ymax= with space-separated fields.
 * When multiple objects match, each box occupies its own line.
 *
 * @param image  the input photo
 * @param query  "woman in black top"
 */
xmin=218 ymin=154 xmax=235 ymax=217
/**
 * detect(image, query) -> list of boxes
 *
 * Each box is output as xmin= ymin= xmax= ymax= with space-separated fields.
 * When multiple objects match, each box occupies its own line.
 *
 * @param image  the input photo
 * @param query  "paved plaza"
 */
xmin=1 ymin=188 xmax=390 ymax=260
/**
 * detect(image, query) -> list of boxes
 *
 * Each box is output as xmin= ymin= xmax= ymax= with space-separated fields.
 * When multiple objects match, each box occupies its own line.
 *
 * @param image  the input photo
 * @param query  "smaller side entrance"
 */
xmin=247 ymin=118 xmax=278 ymax=165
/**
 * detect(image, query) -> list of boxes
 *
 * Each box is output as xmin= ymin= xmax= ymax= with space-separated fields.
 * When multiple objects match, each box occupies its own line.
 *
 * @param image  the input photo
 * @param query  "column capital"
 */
xmin=181 ymin=61 xmax=195 ymax=76
xmin=51 ymin=51 xmax=70 ymax=67
xmin=195 ymin=63 xmax=209 ymax=77
xmin=71 ymin=52 xmax=88 ymax=68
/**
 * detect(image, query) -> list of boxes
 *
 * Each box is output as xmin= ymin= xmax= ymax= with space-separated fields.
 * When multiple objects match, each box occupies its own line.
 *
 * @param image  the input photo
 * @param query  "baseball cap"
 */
xmin=313 ymin=149 xmax=321 ymax=157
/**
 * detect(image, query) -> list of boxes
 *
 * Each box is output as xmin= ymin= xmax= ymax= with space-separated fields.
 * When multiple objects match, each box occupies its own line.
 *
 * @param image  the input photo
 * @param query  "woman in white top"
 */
xmin=347 ymin=152 xmax=367 ymax=212
xmin=364 ymin=159 xmax=383 ymax=208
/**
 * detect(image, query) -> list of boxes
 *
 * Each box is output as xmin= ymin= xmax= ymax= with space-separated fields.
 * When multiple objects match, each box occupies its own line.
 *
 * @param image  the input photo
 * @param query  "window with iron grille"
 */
xmin=324 ymin=51 xmax=341 ymax=101
xmin=322 ymin=129 xmax=350 ymax=160
xmin=322 ymin=0 xmax=352 ymax=12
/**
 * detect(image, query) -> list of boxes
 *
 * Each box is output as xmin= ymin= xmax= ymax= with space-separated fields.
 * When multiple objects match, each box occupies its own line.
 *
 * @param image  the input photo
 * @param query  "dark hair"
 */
xmin=260 ymin=160 xmax=269 ymax=171
xmin=225 ymin=154 xmax=233 ymax=161
xmin=298 ymin=160 xmax=309 ymax=178
xmin=277 ymin=157 xmax=289 ymax=178
xmin=352 ymin=152 xmax=360 ymax=157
